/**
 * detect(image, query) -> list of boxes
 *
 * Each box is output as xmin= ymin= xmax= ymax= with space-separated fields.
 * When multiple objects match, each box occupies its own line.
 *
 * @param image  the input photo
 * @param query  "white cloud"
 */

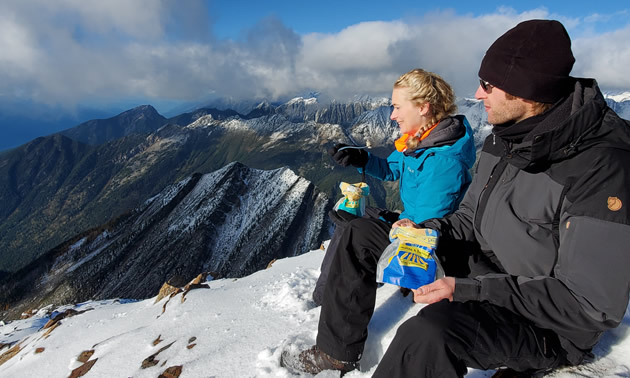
xmin=0 ymin=2 xmax=629 ymax=112
xmin=573 ymin=25 xmax=630 ymax=88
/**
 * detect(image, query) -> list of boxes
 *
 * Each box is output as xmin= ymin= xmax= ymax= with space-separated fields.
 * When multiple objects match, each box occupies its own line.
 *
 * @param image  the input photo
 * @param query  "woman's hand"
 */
xmin=391 ymin=218 xmax=419 ymax=229
xmin=411 ymin=277 xmax=455 ymax=304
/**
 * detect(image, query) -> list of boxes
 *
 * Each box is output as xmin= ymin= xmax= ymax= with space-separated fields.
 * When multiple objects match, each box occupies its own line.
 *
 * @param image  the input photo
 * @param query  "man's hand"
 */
xmin=412 ymin=277 xmax=455 ymax=304
xmin=391 ymin=218 xmax=419 ymax=229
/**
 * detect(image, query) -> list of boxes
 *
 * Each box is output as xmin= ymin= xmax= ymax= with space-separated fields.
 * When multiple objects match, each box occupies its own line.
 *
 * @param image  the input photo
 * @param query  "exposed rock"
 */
xmin=152 ymin=335 xmax=163 ymax=346
xmin=0 ymin=344 xmax=21 ymax=366
xmin=141 ymin=341 xmax=174 ymax=369
xmin=35 ymin=347 xmax=45 ymax=354
xmin=42 ymin=322 xmax=61 ymax=339
xmin=159 ymin=365 xmax=183 ymax=378
xmin=266 ymin=259 xmax=277 ymax=269
xmin=20 ymin=309 xmax=37 ymax=319
xmin=155 ymin=283 xmax=181 ymax=304
xmin=43 ymin=308 xmax=92 ymax=330
xmin=68 ymin=358 xmax=97 ymax=378
xmin=77 ymin=349 xmax=95 ymax=363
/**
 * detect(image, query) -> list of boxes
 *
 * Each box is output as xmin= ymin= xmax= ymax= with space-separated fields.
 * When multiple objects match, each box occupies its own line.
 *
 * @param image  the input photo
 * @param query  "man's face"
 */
xmin=475 ymin=83 xmax=532 ymax=125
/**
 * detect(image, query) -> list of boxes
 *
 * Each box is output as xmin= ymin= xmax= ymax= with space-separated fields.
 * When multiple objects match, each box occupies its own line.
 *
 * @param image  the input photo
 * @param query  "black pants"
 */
xmin=312 ymin=207 xmax=398 ymax=306
xmin=373 ymin=300 xmax=566 ymax=377
xmin=316 ymin=218 xmax=568 ymax=376
xmin=317 ymin=215 xmax=391 ymax=361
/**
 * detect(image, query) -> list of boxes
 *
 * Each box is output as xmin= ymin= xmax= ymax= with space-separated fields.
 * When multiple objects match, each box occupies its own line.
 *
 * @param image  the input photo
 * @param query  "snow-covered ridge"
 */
xmin=286 ymin=96 xmax=318 ymax=106
xmin=604 ymin=92 xmax=630 ymax=103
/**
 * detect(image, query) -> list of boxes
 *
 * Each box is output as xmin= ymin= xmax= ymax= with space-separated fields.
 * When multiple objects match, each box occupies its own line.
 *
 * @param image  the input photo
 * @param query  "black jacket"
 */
xmin=423 ymin=79 xmax=630 ymax=364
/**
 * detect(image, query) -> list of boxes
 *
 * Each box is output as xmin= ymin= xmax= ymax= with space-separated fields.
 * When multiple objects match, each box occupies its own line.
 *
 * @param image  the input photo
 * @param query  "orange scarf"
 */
xmin=394 ymin=123 xmax=438 ymax=152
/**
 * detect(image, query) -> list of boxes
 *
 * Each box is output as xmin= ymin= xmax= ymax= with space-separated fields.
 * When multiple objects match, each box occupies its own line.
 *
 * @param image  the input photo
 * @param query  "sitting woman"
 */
xmin=312 ymin=68 xmax=476 ymax=307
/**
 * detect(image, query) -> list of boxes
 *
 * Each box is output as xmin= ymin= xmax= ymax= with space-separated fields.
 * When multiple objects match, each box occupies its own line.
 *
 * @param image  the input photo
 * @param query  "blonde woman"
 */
xmin=289 ymin=69 xmax=476 ymax=374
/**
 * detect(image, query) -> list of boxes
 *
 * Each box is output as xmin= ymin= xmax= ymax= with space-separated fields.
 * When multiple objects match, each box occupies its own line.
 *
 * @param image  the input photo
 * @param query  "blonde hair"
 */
xmin=394 ymin=69 xmax=457 ymax=150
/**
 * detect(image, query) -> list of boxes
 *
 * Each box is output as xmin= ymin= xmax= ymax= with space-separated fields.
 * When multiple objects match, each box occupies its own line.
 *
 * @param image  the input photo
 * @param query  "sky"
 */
xmin=1 ymin=0 xmax=630 ymax=149
xmin=1 ymin=247 xmax=629 ymax=377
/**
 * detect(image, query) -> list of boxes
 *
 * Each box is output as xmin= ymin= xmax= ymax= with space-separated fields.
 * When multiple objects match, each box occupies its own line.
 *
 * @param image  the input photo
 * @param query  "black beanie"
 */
xmin=478 ymin=19 xmax=575 ymax=103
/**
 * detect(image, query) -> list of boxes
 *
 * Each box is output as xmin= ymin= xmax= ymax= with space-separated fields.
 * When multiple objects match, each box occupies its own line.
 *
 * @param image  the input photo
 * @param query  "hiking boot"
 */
xmin=280 ymin=345 xmax=359 ymax=375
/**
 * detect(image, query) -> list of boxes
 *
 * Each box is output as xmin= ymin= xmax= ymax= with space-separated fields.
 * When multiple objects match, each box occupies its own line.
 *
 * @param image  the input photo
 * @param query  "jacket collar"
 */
xmin=495 ymin=79 xmax=609 ymax=171
xmin=399 ymin=115 xmax=467 ymax=156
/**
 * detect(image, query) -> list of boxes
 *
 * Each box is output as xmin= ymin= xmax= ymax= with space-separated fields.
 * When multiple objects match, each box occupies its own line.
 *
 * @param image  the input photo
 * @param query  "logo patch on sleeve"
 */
xmin=607 ymin=196 xmax=622 ymax=211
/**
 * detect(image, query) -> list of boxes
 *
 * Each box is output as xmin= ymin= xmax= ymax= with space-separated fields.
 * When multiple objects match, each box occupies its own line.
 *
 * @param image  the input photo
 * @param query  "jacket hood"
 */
xmin=405 ymin=115 xmax=477 ymax=170
xmin=501 ymin=79 xmax=630 ymax=171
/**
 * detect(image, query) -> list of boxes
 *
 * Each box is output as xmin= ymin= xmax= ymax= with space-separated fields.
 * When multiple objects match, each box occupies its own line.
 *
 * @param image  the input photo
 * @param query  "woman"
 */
xmin=305 ymin=69 xmax=475 ymax=348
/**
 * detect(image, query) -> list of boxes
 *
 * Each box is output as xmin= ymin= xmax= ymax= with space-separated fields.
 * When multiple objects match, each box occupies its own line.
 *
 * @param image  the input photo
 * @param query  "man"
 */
xmin=282 ymin=19 xmax=630 ymax=377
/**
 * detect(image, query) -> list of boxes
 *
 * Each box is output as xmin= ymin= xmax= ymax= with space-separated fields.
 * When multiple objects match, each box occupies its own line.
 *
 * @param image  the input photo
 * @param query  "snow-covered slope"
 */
xmin=1 ymin=248 xmax=628 ymax=377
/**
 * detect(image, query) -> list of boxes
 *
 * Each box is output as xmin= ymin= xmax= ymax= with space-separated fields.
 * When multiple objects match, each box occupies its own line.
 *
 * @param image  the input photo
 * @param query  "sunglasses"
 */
xmin=479 ymin=79 xmax=494 ymax=92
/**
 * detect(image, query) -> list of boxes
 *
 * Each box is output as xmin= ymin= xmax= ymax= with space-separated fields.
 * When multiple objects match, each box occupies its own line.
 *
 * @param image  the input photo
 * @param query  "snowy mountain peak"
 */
xmin=286 ymin=97 xmax=318 ymax=106
xmin=604 ymin=92 xmax=630 ymax=103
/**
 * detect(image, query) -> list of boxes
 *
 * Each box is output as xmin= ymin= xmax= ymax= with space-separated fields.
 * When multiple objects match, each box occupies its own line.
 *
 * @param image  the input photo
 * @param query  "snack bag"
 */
xmin=333 ymin=182 xmax=369 ymax=217
xmin=376 ymin=227 xmax=443 ymax=289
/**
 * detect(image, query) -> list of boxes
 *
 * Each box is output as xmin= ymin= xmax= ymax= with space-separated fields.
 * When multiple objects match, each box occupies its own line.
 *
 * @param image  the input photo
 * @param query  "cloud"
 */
xmin=572 ymin=24 xmax=630 ymax=89
xmin=0 ymin=1 xmax=629 ymax=115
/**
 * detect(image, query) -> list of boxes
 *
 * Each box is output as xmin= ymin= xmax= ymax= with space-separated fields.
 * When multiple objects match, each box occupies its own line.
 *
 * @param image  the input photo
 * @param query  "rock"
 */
xmin=43 ymin=308 xmax=92 ymax=330
xmin=141 ymin=342 xmax=174 ymax=369
xmin=0 ymin=344 xmax=21 ymax=366
xmin=77 ymin=350 xmax=95 ymax=363
xmin=158 ymin=365 xmax=183 ymax=378
xmin=68 ymin=358 xmax=97 ymax=378
xmin=35 ymin=347 xmax=45 ymax=354
xmin=155 ymin=283 xmax=181 ymax=304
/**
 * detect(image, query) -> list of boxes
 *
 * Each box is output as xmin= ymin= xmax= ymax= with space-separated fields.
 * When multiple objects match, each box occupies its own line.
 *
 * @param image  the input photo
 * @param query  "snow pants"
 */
xmin=312 ymin=207 xmax=398 ymax=306
xmin=315 ymin=217 xmax=570 ymax=377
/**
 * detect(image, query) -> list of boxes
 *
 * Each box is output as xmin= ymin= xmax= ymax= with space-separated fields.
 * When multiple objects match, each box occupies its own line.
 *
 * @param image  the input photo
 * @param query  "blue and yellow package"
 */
xmin=376 ymin=227 xmax=443 ymax=289
xmin=333 ymin=182 xmax=369 ymax=217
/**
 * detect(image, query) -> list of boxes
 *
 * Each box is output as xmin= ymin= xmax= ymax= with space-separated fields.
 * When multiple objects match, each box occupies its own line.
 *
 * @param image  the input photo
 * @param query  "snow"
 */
xmin=604 ymin=92 xmax=630 ymax=103
xmin=287 ymin=97 xmax=318 ymax=106
xmin=1 ymin=247 xmax=629 ymax=377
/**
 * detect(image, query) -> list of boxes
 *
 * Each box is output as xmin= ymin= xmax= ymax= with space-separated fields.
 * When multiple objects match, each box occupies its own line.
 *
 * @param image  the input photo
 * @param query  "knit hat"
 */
xmin=478 ymin=19 xmax=575 ymax=103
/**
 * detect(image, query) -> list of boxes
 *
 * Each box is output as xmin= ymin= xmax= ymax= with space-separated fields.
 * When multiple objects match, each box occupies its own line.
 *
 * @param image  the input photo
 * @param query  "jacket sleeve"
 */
xmin=361 ymin=151 xmax=400 ymax=181
xmin=420 ymin=156 xmax=485 ymax=241
xmin=453 ymin=216 xmax=630 ymax=349
xmin=454 ymin=153 xmax=630 ymax=350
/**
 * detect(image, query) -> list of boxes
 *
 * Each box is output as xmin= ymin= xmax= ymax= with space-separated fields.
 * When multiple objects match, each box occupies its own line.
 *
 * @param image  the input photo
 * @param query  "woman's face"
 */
xmin=390 ymin=87 xmax=425 ymax=135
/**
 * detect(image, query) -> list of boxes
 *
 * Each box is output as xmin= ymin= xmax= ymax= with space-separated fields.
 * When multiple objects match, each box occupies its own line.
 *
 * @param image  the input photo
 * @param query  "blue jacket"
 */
xmin=362 ymin=115 xmax=476 ymax=224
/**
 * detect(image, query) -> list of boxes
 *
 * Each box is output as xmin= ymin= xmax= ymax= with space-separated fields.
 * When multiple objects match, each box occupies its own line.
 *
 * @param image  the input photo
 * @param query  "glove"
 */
xmin=328 ymin=143 xmax=369 ymax=167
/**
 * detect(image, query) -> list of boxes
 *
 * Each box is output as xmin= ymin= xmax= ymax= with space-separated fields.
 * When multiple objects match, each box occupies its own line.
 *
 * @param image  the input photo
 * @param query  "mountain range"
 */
xmin=0 ymin=92 xmax=628 ymax=321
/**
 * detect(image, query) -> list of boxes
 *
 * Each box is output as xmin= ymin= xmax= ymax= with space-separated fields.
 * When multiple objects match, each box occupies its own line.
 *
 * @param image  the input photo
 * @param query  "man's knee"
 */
xmin=395 ymin=300 xmax=455 ymax=344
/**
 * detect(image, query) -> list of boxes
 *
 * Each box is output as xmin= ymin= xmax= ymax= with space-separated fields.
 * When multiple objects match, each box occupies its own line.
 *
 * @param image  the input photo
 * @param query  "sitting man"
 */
xmin=282 ymin=19 xmax=630 ymax=378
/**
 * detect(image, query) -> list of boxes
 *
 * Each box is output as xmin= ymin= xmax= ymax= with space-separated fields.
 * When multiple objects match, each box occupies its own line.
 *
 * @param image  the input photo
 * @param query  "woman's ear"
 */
xmin=418 ymin=102 xmax=431 ymax=116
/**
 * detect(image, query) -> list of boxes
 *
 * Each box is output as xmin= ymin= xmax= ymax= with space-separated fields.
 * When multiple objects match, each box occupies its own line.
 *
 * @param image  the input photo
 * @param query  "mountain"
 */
xmin=0 ymin=96 xmax=400 ymax=272
xmin=0 ymin=249 xmax=628 ymax=377
xmin=0 ymin=162 xmax=328 ymax=320
xmin=1 ymin=93 xmax=626 ymax=275
xmin=604 ymin=92 xmax=630 ymax=120
xmin=59 ymin=105 xmax=167 ymax=145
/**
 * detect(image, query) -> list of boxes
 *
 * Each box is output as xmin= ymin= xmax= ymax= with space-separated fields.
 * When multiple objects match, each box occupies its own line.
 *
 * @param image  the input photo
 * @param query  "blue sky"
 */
xmin=1 ymin=0 xmax=629 ymax=150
